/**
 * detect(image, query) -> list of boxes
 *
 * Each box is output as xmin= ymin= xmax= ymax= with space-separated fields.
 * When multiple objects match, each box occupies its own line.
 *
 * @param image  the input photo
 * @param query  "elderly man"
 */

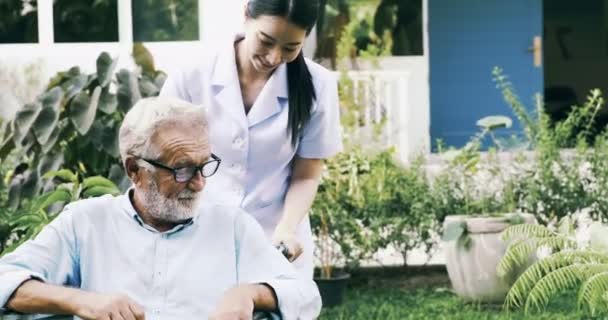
xmin=0 ymin=97 xmax=321 ymax=319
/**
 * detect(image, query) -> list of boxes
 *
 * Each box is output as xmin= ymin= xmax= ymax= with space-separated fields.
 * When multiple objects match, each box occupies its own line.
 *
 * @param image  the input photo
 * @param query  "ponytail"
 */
xmin=286 ymin=51 xmax=315 ymax=147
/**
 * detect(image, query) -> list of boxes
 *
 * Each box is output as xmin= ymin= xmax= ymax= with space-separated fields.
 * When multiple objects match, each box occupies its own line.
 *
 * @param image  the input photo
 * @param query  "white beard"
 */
xmin=142 ymin=178 xmax=202 ymax=223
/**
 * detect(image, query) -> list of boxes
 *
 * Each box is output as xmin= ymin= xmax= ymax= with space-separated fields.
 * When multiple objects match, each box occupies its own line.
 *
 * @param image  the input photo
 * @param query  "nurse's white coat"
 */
xmin=160 ymin=36 xmax=343 ymax=278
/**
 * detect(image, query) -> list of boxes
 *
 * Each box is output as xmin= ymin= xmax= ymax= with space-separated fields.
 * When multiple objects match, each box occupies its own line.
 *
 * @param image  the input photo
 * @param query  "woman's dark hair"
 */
xmin=246 ymin=0 xmax=320 ymax=146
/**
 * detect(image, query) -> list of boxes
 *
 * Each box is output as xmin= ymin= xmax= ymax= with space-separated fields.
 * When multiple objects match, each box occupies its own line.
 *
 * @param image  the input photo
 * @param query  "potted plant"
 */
xmin=437 ymin=115 xmax=537 ymax=302
xmin=312 ymin=207 xmax=351 ymax=308
xmin=310 ymin=149 xmax=375 ymax=308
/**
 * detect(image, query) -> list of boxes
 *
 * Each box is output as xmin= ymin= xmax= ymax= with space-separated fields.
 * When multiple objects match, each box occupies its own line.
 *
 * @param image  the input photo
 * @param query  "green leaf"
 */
xmin=578 ymin=271 xmax=608 ymax=315
xmin=476 ymin=115 xmax=513 ymax=131
xmin=525 ymin=264 xmax=608 ymax=313
xmin=441 ymin=221 xmax=466 ymax=242
xmin=40 ymin=127 xmax=61 ymax=154
xmin=31 ymin=87 xmax=62 ymax=145
xmin=502 ymin=224 xmax=553 ymax=242
xmin=108 ymin=164 xmax=130 ymax=191
xmin=32 ymin=104 xmax=59 ymax=145
xmin=116 ymin=69 xmax=142 ymax=111
xmin=38 ymin=189 xmax=72 ymax=210
xmin=7 ymin=173 xmax=24 ymax=209
xmin=37 ymin=152 xmax=65 ymax=178
xmin=96 ymin=52 xmax=119 ymax=88
xmin=506 ymin=214 xmax=526 ymax=225
xmin=504 ymin=251 xmax=608 ymax=310
xmin=0 ymin=135 xmax=15 ymax=160
xmin=497 ymin=236 xmax=576 ymax=278
xmin=82 ymin=176 xmax=118 ymax=190
xmin=102 ymin=125 xmax=120 ymax=158
xmin=38 ymin=86 xmax=63 ymax=109
xmin=139 ymin=77 xmax=160 ymax=97
xmin=70 ymin=86 xmax=101 ymax=135
xmin=82 ymin=185 xmax=120 ymax=198
xmin=98 ymin=88 xmax=118 ymax=114
xmin=87 ymin=119 xmax=119 ymax=157
xmin=20 ymin=170 xmax=41 ymax=199
xmin=133 ymin=43 xmax=155 ymax=76
xmin=13 ymin=102 xmax=42 ymax=146
xmin=457 ymin=234 xmax=472 ymax=250
xmin=154 ymin=71 xmax=167 ymax=88
xmin=42 ymin=169 xmax=77 ymax=183
xmin=61 ymin=74 xmax=88 ymax=101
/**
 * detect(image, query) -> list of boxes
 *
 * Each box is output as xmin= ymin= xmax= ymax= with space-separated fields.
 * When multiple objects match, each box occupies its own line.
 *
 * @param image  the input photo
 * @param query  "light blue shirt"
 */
xmin=0 ymin=192 xmax=321 ymax=320
xmin=160 ymin=34 xmax=343 ymax=277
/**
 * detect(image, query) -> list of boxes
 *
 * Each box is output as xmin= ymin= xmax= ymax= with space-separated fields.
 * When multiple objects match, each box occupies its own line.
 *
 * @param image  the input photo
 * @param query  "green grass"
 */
xmin=317 ymin=268 xmax=596 ymax=320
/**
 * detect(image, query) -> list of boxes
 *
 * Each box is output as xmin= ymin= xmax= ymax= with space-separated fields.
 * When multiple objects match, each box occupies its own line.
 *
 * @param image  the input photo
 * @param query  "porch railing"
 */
xmin=336 ymin=70 xmax=411 ymax=161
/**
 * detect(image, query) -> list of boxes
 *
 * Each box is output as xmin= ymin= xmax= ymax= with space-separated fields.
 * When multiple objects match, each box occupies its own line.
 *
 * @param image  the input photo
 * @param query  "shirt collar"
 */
xmin=120 ymin=188 xmax=196 ymax=235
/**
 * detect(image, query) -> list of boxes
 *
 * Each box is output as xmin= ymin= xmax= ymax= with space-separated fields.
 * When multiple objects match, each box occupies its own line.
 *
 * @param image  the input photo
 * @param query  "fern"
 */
xmin=524 ymin=264 xmax=608 ymax=313
xmin=497 ymin=235 xmax=576 ymax=278
xmin=501 ymin=224 xmax=554 ymax=242
xmin=504 ymin=251 xmax=608 ymax=310
xmin=578 ymin=271 xmax=608 ymax=315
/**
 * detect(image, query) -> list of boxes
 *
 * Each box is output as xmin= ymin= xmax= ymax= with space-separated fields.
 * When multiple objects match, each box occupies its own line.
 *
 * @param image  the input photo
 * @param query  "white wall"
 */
xmin=0 ymin=1 xmax=248 ymax=78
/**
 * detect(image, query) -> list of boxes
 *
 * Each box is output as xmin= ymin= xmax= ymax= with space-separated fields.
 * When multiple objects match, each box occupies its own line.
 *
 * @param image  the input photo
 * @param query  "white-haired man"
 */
xmin=0 ymin=97 xmax=322 ymax=320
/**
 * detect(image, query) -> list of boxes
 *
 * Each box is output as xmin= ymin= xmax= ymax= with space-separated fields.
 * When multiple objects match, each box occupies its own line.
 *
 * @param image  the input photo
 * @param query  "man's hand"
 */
xmin=74 ymin=292 xmax=146 ymax=320
xmin=209 ymin=285 xmax=260 ymax=320
xmin=7 ymin=280 xmax=146 ymax=320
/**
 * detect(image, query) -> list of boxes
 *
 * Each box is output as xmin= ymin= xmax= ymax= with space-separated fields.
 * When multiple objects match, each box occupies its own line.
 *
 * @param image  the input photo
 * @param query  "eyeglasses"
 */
xmin=139 ymin=154 xmax=221 ymax=183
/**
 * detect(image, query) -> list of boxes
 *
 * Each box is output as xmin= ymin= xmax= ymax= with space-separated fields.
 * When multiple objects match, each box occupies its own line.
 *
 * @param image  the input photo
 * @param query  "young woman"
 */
xmin=160 ymin=0 xmax=342 ymax=278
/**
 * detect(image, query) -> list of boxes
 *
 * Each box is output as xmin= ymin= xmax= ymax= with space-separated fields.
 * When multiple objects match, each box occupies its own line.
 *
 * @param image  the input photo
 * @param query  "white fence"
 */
xmin=338 ymin=70 xmax=412 ymax=162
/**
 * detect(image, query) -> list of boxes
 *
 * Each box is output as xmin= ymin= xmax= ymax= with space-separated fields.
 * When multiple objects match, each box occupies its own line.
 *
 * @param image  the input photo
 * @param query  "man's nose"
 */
xmin=187 ymin=171 xmax=205 ymax=192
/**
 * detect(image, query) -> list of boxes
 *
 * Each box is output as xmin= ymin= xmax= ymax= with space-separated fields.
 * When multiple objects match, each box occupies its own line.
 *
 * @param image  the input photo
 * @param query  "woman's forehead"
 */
xmin=250 ymin=15 xmax=307 ymax=42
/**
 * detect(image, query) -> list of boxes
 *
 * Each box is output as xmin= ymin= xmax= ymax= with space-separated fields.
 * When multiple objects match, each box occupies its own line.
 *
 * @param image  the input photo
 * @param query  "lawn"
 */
xmin=318 ymin=266 xmax=592 ymax=320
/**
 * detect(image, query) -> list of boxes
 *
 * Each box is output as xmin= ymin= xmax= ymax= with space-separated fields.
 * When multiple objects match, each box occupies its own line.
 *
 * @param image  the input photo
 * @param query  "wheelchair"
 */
xmin=0 ymin=311 xmax=280 ymax=319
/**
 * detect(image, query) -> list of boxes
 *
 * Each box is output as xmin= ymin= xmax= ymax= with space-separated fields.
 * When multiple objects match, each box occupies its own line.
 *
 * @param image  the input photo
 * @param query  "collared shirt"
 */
xmin=0 ymin=192 xmax=321 ymax=320
xmin=160 ymin=34 xmax=343 ymax=277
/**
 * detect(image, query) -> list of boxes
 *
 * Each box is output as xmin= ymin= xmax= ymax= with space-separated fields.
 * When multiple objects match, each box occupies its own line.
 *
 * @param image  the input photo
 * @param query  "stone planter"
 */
xmin=443 ymin=213 xmax=536 ymax=302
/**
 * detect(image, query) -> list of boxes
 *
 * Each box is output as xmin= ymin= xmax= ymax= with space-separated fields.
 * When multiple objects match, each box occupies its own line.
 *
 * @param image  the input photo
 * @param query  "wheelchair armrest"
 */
xmin=0 ymin=312 xmax=71 ymax=320
xmin=253 ymin=310 xmax=281 ymax=320
xmin=0 ymin=311 xmax=277 ymax=319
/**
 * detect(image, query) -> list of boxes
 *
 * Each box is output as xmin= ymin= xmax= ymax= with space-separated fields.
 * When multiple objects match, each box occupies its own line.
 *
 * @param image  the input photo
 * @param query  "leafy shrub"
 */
xmin=0 ymin=43 xmax=164 ymax=209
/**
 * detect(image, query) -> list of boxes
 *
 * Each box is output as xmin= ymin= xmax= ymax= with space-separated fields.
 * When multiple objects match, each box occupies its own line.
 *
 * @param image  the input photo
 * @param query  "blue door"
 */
xmin=429 ymin=0 xmax=543 ymax=149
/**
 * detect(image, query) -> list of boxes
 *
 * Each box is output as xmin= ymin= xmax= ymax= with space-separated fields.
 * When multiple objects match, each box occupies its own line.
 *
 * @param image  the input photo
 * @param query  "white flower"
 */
xmin=575 ymin=217 xmax=592 ymax=250
xmin=536 ymin=245 xmax=553 ymax=260
xmin=576 ymin=208 xmax=593 ymax=228
xmin=578 ymin=161 xmax=593 ymax=180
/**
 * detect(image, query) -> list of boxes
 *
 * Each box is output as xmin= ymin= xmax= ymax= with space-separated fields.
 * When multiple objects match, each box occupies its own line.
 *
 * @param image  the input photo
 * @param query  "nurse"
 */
xmin=159 ymin=0 xmax=342 ymax=278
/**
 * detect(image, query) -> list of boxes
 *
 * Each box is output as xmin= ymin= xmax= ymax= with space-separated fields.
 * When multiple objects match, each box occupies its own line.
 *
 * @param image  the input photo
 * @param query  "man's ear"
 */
xmin=125 ymin=158 xmax=141 ymax=185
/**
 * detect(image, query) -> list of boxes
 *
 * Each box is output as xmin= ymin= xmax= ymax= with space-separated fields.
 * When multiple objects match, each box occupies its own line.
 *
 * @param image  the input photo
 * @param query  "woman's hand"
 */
xmin=272 ymin=227 xmax=303 ymax=262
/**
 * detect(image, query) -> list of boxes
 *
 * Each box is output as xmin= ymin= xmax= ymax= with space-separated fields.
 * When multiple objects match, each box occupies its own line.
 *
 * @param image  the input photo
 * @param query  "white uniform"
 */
xmin=160 ymin=35 xmax=343 ymax=278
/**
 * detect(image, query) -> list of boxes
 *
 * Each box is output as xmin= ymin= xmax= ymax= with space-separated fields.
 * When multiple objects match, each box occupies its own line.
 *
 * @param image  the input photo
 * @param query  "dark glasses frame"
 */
xmin=138 ymin=153 xmax=221 ymax=182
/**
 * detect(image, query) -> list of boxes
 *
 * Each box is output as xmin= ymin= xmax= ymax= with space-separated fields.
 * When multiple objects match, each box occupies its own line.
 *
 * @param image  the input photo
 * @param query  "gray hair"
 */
xmin=119 ymin=97 xmax=208 ymax=164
